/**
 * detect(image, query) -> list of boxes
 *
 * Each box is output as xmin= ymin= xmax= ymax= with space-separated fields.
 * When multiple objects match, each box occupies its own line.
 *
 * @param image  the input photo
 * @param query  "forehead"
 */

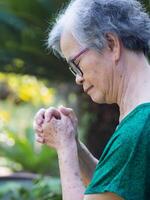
xmin=60 ymin=30 xmax=81 ymax=61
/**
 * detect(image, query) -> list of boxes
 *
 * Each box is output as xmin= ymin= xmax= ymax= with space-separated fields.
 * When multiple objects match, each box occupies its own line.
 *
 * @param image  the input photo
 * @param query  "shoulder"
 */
xmin=98 ymin=104 xmax=150 ymax=166
xmin=117 ymin=103 xmax=150 ymax=143
xmin=84 ymin=104 xmax=150 ymax=199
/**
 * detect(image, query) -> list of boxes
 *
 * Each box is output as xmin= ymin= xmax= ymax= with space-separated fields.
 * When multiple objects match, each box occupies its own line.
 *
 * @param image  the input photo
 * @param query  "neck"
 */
xmin=111 ymin=50 xmax=150 ymax=122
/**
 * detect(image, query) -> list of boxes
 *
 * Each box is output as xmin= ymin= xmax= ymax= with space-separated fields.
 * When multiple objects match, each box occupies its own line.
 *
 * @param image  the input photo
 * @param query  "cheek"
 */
xmin=82 ymin=56 xmax=111 ymax=85
xmin=83 ymin=59 xmax=100 ymax=78
xmin=90 ymin=67 xmax=110 ymax=92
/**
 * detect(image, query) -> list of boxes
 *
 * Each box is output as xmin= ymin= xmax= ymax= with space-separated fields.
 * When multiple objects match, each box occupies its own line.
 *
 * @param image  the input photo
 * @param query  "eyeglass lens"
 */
xmin=69 ymin=62 xmax=83 ymax=77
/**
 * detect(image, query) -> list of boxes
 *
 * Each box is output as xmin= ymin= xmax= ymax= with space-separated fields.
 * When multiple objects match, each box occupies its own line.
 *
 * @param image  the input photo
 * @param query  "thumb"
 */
xmin=58 ymin=105 xmax=78 ymax=126
xmin=58 ymin=105 xmax=72 ymax=116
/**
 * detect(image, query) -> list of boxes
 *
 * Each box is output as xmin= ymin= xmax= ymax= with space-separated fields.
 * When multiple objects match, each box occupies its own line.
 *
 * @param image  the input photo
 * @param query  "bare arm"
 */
xmin=76 ymin=139 xmax=98 ymax=186
xmin=59 ymin=106 xmax=98 ymax=185
xmin=33 ymin=107 xmax=98 ymax=186
xmin=57 ymin=139 xmax=123 ymax=200
xmin=57 ymin=140 xmax=85 ymax=200
xmin=42 ymin=120 xmax=123 ymax=200
xmin=34 ymin=106 xmax=123 ymax=200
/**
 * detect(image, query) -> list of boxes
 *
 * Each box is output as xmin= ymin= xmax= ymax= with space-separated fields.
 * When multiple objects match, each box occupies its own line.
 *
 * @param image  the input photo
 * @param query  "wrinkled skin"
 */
xmin=33 ymin=106 xmax=78 ymax=151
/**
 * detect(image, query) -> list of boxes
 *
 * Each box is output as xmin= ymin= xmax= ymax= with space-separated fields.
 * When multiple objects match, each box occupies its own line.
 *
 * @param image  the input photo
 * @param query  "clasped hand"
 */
xmin=33 ymin=106 xmax=78 ymax=151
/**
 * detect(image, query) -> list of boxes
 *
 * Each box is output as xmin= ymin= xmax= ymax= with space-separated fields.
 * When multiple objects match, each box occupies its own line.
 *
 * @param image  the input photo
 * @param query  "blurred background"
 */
xmin=0 ymin=0 xmax=149 ymax=199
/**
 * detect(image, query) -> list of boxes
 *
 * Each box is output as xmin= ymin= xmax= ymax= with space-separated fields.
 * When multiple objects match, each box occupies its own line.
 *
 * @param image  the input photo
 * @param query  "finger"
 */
xmin=36 ymin=136 xmax=45 ymax=144
xmin=58 ymin=106 xmax=77 ymax=125
xmin=34 ymin=108 xmax=45 ymax=125
xmin=44 ymin=107 xmax=61 ymax=122
xmin=36 ymin=132 xmax=43 ymax=138
xmin=35 ymin=128 xmax=43 ymax=137
xmin=33 ymin=121 xmax=43 ymax=133
xmin=58 ymin=105 xmax=72 ymax=116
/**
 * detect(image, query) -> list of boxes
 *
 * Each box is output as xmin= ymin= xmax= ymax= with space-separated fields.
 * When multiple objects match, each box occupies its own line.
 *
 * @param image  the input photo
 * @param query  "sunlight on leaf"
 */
xmin=0 ymin=72 xmax=56 ymax=106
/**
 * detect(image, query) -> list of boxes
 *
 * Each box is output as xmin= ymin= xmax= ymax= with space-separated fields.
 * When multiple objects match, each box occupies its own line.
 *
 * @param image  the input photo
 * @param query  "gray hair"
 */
xmin=47 ymin=0 xmax=150 ymax=58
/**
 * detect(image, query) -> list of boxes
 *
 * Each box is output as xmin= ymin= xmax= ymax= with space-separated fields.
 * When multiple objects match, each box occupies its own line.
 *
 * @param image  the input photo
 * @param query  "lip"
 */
xmin=84 ymin=85 xmax=93 ymax=93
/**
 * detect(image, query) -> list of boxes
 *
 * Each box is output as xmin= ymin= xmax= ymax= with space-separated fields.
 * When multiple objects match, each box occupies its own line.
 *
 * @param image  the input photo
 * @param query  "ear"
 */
xmin=105 ymin=33 xmax=121 ymax=63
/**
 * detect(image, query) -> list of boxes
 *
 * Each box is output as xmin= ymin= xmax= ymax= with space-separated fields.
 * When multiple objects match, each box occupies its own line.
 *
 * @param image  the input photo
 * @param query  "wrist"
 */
xmin=57 ymin=139 xmax=77 ymax=155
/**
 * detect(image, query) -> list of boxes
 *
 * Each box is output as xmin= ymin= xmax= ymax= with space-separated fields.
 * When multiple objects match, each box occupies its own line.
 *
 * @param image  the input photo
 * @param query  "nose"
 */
xmin=75 ymin=74 xmax=84 ymax=85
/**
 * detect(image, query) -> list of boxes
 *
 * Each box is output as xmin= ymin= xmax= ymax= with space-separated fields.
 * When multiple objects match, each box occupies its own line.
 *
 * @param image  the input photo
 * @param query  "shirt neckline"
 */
xmin=116 ymin=102 xmax=150 ymax=130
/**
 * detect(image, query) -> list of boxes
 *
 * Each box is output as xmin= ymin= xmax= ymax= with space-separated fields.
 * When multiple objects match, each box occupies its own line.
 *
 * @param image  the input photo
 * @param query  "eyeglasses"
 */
xmin=68 ymin=48 xmax=88 ymax=77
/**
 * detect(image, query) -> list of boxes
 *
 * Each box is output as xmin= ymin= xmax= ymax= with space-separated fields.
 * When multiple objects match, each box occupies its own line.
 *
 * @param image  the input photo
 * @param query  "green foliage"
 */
xmin=0 ymin=0 xmax=149 ymax=81
xmin=0 ymin=74 xmax=63 ymax=198
xmin=0 ymin=125 xmax=59 ymax=175
xmin=0 ymin=0 xmax=71 ymax=81
xmin=0 ymin=73 xmax=77 ymax=175
xmin=0 ymin=73 xmax=55 ymax=106
xmin=0 ymin=176 xmax=62 ymax=200
xmin=0 ymin=99 xmax=59 ymax=176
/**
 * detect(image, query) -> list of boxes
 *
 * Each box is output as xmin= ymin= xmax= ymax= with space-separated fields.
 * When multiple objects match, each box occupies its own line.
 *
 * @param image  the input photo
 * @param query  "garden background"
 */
xmin=0 ymin=0 xmax=149 ymax=199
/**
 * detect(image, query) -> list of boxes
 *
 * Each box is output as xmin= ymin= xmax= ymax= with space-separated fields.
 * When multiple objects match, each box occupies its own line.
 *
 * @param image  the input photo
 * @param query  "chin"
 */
xmin=90 ymin=93 xmax=106 ymax=104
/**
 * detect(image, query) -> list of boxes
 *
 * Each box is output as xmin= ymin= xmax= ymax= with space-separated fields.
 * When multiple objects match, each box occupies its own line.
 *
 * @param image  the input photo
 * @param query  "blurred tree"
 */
xmin=0 ymin=0 xmax=149 ymax=158
xmin=0 ymin=0 xmax=149 ymax=79
xmin=0 ymin=0 xmax=71 ymax=81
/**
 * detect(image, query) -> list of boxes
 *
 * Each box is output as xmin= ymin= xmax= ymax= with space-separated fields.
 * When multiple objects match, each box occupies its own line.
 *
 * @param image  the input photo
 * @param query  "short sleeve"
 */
xmin=84 ymin=115 xmax=150 ymax=200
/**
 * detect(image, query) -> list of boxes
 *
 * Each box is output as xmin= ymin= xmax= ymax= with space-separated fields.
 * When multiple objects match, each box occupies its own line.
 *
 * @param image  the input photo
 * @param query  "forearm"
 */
xmin=57 ymin=140 xmax=85 ymax=200
xmin=76 ymin=140 xmax=99 ymax=186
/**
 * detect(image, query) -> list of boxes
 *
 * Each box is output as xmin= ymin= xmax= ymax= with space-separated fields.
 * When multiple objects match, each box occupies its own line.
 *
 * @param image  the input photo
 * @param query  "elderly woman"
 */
xmin=33 ymin=0 xmax=150 ymax=199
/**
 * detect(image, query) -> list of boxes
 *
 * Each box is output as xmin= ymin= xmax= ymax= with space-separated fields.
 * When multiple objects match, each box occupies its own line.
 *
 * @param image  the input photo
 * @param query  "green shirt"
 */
xmin=85 ymin=103 xmax=150 ymax=200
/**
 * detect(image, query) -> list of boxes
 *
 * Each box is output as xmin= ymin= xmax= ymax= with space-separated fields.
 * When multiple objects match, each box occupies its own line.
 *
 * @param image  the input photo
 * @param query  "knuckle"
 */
xmin=39 ymin=108 xmax=45 ymax=113
xmin=45 ymin=107 xmax=60 ymax=121
xmin=37 ymin=132 xmax=43 ymax=137
xmin=38 ymin=108 xmax=46 ymax=115
xmin=36 ymin=126 xmax=43 ymax=133
xmin=34 ymin=108 xmax=45 ymax=120
xmin=67 ymin=107 xmax=73 ymax=112
xmin=36 ymin=136 xmax=44 ymax=144
xmin=33 ymin=122 xmax=42 ymax=132
xmin=45 ymin=107 xmax=55 ymax=116
xmin=46 ymin=106 xmax=56 ymax=112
